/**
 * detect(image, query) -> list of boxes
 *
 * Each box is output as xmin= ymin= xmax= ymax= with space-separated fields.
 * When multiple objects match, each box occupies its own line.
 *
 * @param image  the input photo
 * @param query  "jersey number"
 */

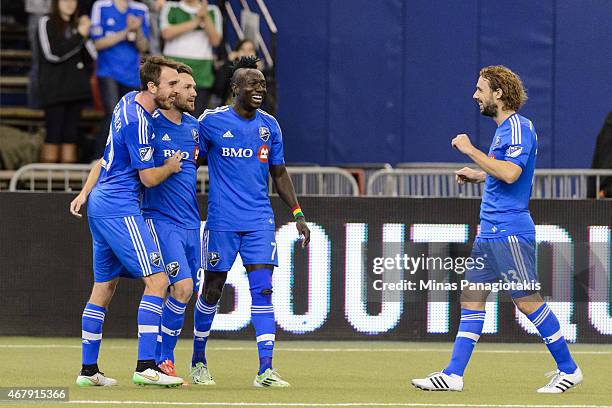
xmin=270 ymin=242 xmax=277 ymax=260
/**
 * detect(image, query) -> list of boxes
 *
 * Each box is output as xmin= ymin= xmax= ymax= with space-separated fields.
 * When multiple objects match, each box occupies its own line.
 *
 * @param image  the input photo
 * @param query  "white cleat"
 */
xmin=253 ymin=368 xmax=290 ymax=388
xmin=411 ymin=371 xmax=463 ymax=391
xmin=132 ymin=368 xmax=183 ymax=387
xmin=189 ymin=362 xmax=216 ymax=385
xmin=76 ymin=371 xmax=117 ymax=387
xmin=537 ymin=367 xmax=583 ymax=393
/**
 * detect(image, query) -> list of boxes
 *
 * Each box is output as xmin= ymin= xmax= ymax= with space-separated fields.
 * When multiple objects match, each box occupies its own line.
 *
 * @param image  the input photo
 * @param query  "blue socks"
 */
xmin=81 ymin=303 xmax=106 ymax=365
xmin=193 ymin=296 xmax=217 ymax=366
xmin=159 ymin=297 xmax=187 ymax=363
xmin=444 ymin=309 xmax=485 ymax=376
xmin=528 ymin=303 xmax=577 ymax=374
xmin=137 ymin=295 xmax=163 ymax=361
xmin=248 ymin=268 xmax=276 ymax=375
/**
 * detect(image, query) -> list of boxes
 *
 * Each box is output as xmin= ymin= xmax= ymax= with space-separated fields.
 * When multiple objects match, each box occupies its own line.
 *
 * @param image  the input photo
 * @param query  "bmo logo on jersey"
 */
xmin=163 ymin=149 xmax=190 ymax=160
xmin=221 ymin=147 xmax=253 ymax=158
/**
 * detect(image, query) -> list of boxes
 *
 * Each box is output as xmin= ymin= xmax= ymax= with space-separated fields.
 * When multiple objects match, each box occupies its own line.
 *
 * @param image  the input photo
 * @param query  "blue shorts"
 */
xmin=203 ymin=229 xmax=278 ymax=272
xmin=89 ymin=215 xmax=165 ymax=282
xmin=465 ymin=233 xmax=539 ymax=298
xmin=145 ymin=218 xmax=203 ymax=291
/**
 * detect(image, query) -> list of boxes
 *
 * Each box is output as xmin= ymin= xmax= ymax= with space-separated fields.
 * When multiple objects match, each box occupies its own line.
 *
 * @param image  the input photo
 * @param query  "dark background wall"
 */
xmin=262 ymin=0 xmax=612 ymax=167
xmin=1 ymin=193 xmax=610 ymax=342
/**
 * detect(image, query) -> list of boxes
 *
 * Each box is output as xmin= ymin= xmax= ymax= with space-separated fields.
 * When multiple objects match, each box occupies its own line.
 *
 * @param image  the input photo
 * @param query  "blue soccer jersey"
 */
xmin=198 ymin=106 xmax=285 ymax=231
xmin=142 ymin=111 xmax=206 ymax=229
xmin=479 ymin=113 xmax=538 ymax=237
xmin=88 ymin=91 xmax=155 ymax=217
xmin=90 ymin=0 xmax=150 ymax=88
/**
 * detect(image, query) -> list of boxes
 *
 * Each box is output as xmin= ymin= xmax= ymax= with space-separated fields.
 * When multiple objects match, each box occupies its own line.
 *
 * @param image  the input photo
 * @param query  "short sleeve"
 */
xmin=123 ymin=122 xmax=156 ymax=170
xmin=90 ymin=1 xmax=105 ymax=40
xmin=503 ymin=119 xmax=535 ymax=169
xmin=198 ymin=119 xmax=213 ymax=155
xmin=268 ymin=118 xmax=285 ymax=165
xmin=159 ymin=3 xmax=171 ymax=30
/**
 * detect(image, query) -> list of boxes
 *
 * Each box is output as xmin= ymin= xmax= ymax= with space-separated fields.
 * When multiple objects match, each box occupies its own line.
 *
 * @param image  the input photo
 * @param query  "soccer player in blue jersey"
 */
xmin=412 ymin=66 xmax=582 ymax=393
xmin=140 ymin=63 xmax=208 ymax=379
xmin=194 ymin=56 xmax=310 ymax=387
xmin=69 ymin=56 xmax=185 ymax=387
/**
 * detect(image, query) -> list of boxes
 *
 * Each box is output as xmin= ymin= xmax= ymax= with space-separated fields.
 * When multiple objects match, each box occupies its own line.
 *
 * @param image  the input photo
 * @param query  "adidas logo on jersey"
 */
xmin=162 ymin=134 xmax=171 ymax=141
xmin=223 ymin=130 xmax=234 ymax=138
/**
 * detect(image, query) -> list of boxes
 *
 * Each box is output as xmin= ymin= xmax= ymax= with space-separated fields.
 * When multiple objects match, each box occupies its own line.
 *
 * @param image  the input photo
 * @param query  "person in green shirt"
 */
xmin=160 ymin=0 xmax=222 ymax=117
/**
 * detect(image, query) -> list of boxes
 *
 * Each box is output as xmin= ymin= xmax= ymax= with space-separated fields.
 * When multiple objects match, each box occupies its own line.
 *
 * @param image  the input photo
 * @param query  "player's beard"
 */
xmin=156 ymin=93 xmax=175 ymax=110
xmin=481 ymin=101 xmax=498 ymax=118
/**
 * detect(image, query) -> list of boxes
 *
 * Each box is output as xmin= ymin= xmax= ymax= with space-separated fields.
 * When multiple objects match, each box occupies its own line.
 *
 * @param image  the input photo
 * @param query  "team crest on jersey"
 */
xmin=259 ymin=126 xmax=270 ymax=142
xmin=258 ymin=144 xmax=269 ymax=163
xmin=493 ymin=136 xmax=501 ymax=148
xmin=139 ymin=146 xmax=153 ymax=161
xmin=192 ymin=128 xmax=199 ymax=143
xmin=166 ymin=261 xmax=180 ymax=278
xmin=505 ymin=145 xmax=523 ymax=158
xmin=150 ymin=251 xmax=161 ymax=266
xmin=208 ymin=252 xmax=220 ymax=267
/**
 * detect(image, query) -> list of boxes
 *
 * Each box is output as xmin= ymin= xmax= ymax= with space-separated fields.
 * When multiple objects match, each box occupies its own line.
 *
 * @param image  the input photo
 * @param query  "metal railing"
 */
xmin=367 ymin=168 xmax=612 ymax=199
xmin=8 ymin=164 xmax=359 ymax=196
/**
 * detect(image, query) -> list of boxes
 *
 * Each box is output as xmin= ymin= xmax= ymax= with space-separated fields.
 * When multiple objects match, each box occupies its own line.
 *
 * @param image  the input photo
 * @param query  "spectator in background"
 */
xmin=37 ymin=0 xmax=96 ymax=163
xmin=139 ymin=0 xmax=166 ymax=55
xmin=212 ymin=39 xmax=259 ymax=106
xmin=589 ymin=112 xmax=612 ymax=198
xmin=160 ymin=0 xmax=221 ymax=117
xmin=90 ymin=0 xmax=150 ymax=157
xmin=26 ymin=0 xmax=51 ymax=109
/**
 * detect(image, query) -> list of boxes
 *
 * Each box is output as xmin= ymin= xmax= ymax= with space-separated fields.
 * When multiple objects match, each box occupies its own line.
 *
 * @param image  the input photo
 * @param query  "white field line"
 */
xmin=0 ymin=344 xmax=610 ymax=355
xmin=62 ymin=401 xmax=612 ymax=408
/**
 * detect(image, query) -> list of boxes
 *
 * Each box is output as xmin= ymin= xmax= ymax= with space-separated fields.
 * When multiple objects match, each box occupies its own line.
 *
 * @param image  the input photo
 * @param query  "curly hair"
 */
xmin=479 ymin=65 xmax=528 ymax=111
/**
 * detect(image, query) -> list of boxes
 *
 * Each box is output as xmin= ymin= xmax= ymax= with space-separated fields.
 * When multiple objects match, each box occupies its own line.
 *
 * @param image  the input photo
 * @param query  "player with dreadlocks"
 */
xmin=191 ymin=56 xmax=310 ymax=387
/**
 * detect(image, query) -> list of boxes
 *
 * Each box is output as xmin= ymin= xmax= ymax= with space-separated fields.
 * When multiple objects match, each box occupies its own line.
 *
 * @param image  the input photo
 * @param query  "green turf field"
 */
xmin=0 ymin=337 xmax=610 ymax=407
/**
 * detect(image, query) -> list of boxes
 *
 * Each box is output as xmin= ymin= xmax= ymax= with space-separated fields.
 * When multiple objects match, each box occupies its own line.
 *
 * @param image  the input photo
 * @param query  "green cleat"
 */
xmin=253 ymin=368 xmax=290 ymax=388
xmin=189 ymin=362 xmax=216 ymax=385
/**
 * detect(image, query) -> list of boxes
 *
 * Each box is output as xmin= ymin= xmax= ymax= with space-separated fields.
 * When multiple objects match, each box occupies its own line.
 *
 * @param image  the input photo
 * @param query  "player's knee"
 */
xmin=144 ymin=272 xmax=169 ymax=295
xmin=203 ymin=286 xmax=223 ymax=305
xmin=170 ymin=279 xmax=193 ymax=303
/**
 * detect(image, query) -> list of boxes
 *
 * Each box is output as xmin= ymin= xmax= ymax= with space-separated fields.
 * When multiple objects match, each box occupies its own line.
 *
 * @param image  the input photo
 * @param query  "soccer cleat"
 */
xmin=537 ymin=367 xmax=583 ymax=393
xmin=132 ymin=368 xmax=183 ymax=387
xmin=411 ymin=371 xmax=463 ymax=391
xmin=253 ymin=368 xmax=290 ymax=388
xmin=76 ymin=371 xmax=117 ymax=387
xmin=158 ymin=359 xmax=178 ymax=377
xmin=189 ymin=362 xmax=216 ymax=385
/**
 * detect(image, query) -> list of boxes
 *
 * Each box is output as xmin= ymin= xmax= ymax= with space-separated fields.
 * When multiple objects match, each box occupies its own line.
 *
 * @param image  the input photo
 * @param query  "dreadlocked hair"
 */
xmin=232 ymin=56 xmax=260 ymax=73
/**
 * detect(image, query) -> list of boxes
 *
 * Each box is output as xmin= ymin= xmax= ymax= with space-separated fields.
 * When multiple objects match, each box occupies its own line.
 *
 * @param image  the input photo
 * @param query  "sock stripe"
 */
xmin=195 ymin=299 xmax=217 ymax=314
xmin=83 ymin=308 xmax=106 ymax=317
xmin=140 ymin=300 xmax=163 ymax=310
xmin=138 ymin=324 xmax=159 ymax=333
xmin=165 ymin=299 xmax=186 ymax=315
xmin=456 ymin=331 xmax=481 ymax=342
xmin=82 ymin=312 xmax=105 ymax=322
xmin=532 ymin=306 xmax=551 ymax=327
xmin=139 ymin=305 xmax=163 ymax=316
xmin=194 ymin=329 xmax=210 ymax=338
xmin=82 ymin=330 xmax=103 ymax=341
xmin=543 ymin=329 xmax=564 ymax=345
xmin=256 ymin=334 xmax=275 ymax=343
xmin=460 ymin=315 xmax=485 ymax=321
xmin=161 ymin=325 xmax=182 ymax=336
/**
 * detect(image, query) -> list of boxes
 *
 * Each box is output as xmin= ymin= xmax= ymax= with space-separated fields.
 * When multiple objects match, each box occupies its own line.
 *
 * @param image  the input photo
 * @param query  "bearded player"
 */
xmin=412 ymin=65 xmax=582 ymax=393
